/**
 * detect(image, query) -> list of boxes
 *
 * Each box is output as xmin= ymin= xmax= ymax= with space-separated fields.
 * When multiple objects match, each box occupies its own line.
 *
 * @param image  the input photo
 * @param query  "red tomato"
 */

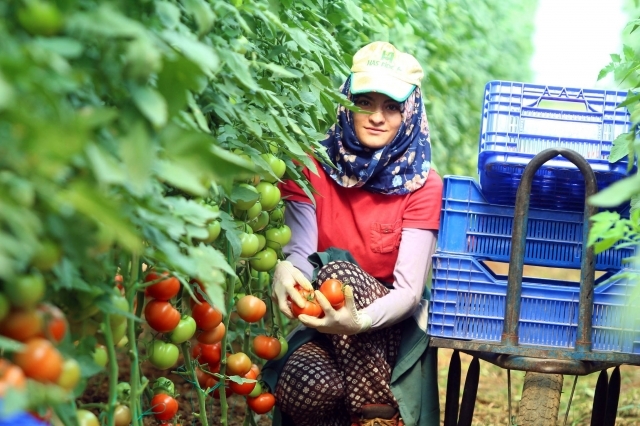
xmin=235 ymin=295 xmax=266 ymax=323
xmin=13 ymin=338 xmax=63 ymax=383
xmin=250 ymin=363 xmax=260 ymax=377
xmin=291 ymin=298 xmax=323 ymax=318
xmin=247 ymin=392 xmax=276 ymax=414
xmin=145 ymin=271 xmax=181 ymax=301
xmin=319 ymin=279 xmax=345 ymax=308
xmin=0 ymin=309 xmax=43 ymax=342
xmin=226 ymin=352 xmax=252 ymax=376
xmin=252 ymin=335 xmax=281 ymax=360
xmin=191 ymin=342 xmax=221 ymax=366
xmin=191 ymin=301 xmax=222 ymax=331
xmin=196 ymin=322 xmax=225 ymax=344
xmin=195 ymin=366 xmax=216 ymax=389
xmin=144 ymin=300 xmax=180 ymax=333
xmin=38 ymin=303 xmax=67 ymax=343
xmin=229 ymin=368 xmax=257 ymax=395
xmin=0 ymin=359 xmax=26 ymax=396
xmin=150 ymin=393 xmax=178 ymax=421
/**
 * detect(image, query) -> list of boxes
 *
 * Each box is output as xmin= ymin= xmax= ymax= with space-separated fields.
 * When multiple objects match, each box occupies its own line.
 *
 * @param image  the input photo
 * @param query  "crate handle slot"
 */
xmin=502 ymin=148 xmax=598 ymax=353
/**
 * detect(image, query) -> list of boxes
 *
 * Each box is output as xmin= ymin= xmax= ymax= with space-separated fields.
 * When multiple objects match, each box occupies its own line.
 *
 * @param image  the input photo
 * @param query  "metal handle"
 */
xmin=500 ymin=148 xmax=598 ymax=353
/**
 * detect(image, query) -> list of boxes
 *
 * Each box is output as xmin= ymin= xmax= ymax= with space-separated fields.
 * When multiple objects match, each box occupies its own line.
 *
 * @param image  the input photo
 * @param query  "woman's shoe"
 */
xmin=353 ymin=404 xmax=404 ymax=426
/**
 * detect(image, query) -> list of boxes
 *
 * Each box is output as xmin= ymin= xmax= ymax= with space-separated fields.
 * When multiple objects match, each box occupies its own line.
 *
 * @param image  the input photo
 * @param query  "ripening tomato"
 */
xmin=319 ymin=279 xmax=345 ymax=308
xmin=151 ymin=393 xmax=179 ymax=421
xmin=0 ymin=359 xmax=26 ymax=396
xmin=38 ymin=303 xmax=67 ymax=343
xmin=13 ymin=338 xmax=63 ymax=383
xmin=229 ymin=367 xmax=257 ymax=395
xmin=226 ymin=352 xmax=252 ymax=376
xmin=195 ymin=366 xmax=215 ymax=388
xmin=114 ymin=405 xmax=132 ymax=426
xmin=235 ymin=295 xmax=266 ymax=323
xmin=274 ymin=335 xmax=289 ymax=360
xmin=196 ymin=322 xmax=225 ymax=344
xmin=253 ymin=335 xmax=281 ymax=360
xmin=145 ymin=271 xmax=181 ymax=301
xmin=93 ymin=345 xmax=108 ymax=368
xmin=144 ymin=300 xmax=180 ymax=333
xmin=57 ymin=358 xmax=81 ymax=390
xmin=191 ymin=301 xmax=222 ymax=331
xmin=247 ymin=392 xmax=276 ymax=414
xmin=0 ymin=309 xmax=43 ymax=342
xmin=191 ymin=342 xmax=221 ymax=366
xmin=248 ymin=381 xmax=263 ymax=398
xmin=76 ymin=409 xmax=100 ymax=426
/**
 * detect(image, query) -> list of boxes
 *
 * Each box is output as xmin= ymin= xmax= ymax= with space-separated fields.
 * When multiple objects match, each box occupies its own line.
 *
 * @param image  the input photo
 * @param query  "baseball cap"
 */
xmin=350 ymin=41 xmax=424 ymax=102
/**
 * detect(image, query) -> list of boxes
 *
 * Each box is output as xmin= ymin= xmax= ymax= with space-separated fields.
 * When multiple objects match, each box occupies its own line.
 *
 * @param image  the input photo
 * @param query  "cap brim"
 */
xmin=350 ymin=72 xmax=415 ymax=102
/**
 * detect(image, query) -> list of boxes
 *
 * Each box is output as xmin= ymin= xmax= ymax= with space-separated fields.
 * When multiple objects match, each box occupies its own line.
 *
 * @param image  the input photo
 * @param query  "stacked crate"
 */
xmin=427 ymin=81 xmax=639 ymax=354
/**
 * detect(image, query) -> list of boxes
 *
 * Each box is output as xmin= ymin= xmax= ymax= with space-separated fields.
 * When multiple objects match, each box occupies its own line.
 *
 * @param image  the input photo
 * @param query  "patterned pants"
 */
xmin=275 ymin=261 xmax=403 ymax=426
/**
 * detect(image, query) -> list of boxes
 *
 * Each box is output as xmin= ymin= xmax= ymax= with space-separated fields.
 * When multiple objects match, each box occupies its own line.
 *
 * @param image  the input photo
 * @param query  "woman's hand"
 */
xmin=271 ymin=260 xmax=314 ymax=319
xmin=297 ymin=285 xmax=372 ymax=335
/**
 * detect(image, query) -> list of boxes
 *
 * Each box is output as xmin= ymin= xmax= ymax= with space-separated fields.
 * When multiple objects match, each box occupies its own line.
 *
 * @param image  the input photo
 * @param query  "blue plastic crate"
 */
xmin=437 ymin=175 xmax=634 ymax=271
xmin=477 ymin=80 xmax=636 ymax=211
xmin=427 ymin=254 xmax=640 ymax=353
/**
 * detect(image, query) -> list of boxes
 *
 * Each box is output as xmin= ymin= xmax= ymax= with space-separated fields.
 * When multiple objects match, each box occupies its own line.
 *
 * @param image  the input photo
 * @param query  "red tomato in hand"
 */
xmin=145 ymin=271 xmax=180 ymax=301
xmin=247 ymin=392 xmax=276 ymax=414
xmin=252 ymin=335 xmax=281 ymax=360
xmin=291 ymin=298 xmax=323 ymax=318
xmin=150 ymin=393 xmax=178 ymax=421
xmin=319 ymin=279 xmax=345 ymax=308
xmin=191 ymin=301 xmax=222 ymax=331
xmin=144 ymin=300 xmax=180 ymax=333
xmin=235 ymin=295 xmax=266 ymax=323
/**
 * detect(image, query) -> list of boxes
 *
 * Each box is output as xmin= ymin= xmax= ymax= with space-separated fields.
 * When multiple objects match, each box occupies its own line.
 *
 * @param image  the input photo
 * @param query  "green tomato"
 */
xmin=248 ymin=381 xmax=263 ymax=397
xmin=204 ymin=221 xmax=221 ymax=243
xmin=93 ymin=345 xmax=108 ymax=368
xmin=256 ymin=182 xmax=281 ymax=211
xmin=77 ymin=409 xmax=100 ymax=426
xmin=249 ymin=211 xmax=270 ymax=232
xmin=240 ymin=233 xmax=260 ymax=258
xmin=0 ymin=293 xmax=9 ymax=323
xmin=169 ymin=316 xmax=196 ymax=344
xmin=234 ymin=201 xmax=262 ymax=221
xmin=58 ymin=358 xmax=81 ymax=391
xmin=31 ymin=240 xmax=61 ymax=271
xmin=6 ymin=274 xmax=45 ymax=309
xmin=265 ymin=225 xmax=292 ymax=250
xmin=274 ymin=336 xmax=289 ymax=360
xmin=260 ymin=153 xmax=287 ymax=183
xmin=269 ymin=207 xmax=284 ymax=223
xmin=255 ymin=233 xmax=266 ymax=252
xmin=233 ymin=183 xmax=260 ymax=210
xmin=17 ymin=0 xmax=64 ymax=36
xmin=250 ymin=248 xmax=278 ymax=272
xmin=148 ymin=340 xmax=180 ymax=370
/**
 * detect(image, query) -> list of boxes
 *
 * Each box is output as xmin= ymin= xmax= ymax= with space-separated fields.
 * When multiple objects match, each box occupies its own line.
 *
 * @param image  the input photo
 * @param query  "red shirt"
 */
xmin=280 ymin=157 xmax=443 ymax=283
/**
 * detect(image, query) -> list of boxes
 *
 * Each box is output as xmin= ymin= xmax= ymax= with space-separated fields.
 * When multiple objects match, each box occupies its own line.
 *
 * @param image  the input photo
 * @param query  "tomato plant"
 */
xmin=151 ymin=393 xmax=179 ymax=421
xmin=319 ymin=279 xmax=345 ymax=308
xmin=145 ymin=272 xmax=181 ymax=301
xmin=235 ymin=295 xmax=266 ymax=323
xmin=253 ymin=335 xmax=281 ymax=360
xmin=13 ymin=338 xmax=63 ymax=383
xmin=144 ymin=300 xmax=181 ymax=333
xmin=148 ymin=340 xmax=179 ymax=370
xmin=191 ymin=301 xmax=223 ymax=331
xmin=247 ymin=392 xmax=276 ymax=414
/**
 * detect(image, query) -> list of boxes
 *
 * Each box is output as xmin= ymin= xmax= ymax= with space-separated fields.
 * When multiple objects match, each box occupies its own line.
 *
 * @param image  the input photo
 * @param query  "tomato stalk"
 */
xmin=101 ymin=313 xmax=118 ymax=426
xmin=125 ymin=254 xmax=145 ymax=426
xmin=180 ymin=342 xmax=210 ymax=426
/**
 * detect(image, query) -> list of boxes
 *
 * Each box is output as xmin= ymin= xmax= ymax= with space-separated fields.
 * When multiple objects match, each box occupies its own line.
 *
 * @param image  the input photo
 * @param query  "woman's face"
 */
xmin=352 ymin=92 xmax=403 ymax=149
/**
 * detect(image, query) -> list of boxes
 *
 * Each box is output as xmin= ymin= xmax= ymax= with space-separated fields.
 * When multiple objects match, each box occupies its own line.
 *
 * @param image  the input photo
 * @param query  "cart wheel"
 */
xmin=516 ymin=372 xmax=563 ymax=426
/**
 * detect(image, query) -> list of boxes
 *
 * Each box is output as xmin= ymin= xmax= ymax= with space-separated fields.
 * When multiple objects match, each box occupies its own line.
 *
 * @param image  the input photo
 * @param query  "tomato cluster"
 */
xmin=290 ymin=279 xmax=346 ymax=319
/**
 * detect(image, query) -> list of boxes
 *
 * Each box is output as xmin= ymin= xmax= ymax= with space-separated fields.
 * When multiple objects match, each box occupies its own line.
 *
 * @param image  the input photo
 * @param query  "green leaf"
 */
xmin=33 ymin=37 xmax=84 ymax=58
xmin=131 ymin=86 xmax=168 ymax=128
xmin=66 ymin=5 xmax=146 ymax=38
xmin=155 ymin=1 xmax=182 ymax=28
xmin=182 ymin=0 xmax=216 ymax=35
xmin=0 ymin=335 xmax=25 ymax=352
xmin=120 ymin=123 xmax=153 ymax=196
xmin=343 ymin=0 xmax=364 ymax=25
xmin=156 ymin=159 xmax=208 ymax=196
xmin=258 ymin=62 xmax=302 ymax=78
xmin=0 ymin=73 xmax=14 ymax=110
xmin=86 ymin=144 xmax=126 ymax=185
xmin=161 ymin=30 xmax=220 ymax=75
xmin=588 ymin=174 xmax=640 ymax=207
xmin=609 ymin=132 xmax=634 ymax=163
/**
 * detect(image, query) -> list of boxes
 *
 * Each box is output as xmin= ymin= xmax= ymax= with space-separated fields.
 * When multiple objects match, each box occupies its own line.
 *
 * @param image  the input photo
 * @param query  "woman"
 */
xmin=268 ymin=41 xmax=443 ymax=426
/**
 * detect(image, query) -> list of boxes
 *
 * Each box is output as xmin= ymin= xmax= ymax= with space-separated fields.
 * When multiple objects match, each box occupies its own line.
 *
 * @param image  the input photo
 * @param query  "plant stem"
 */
xmin=180 ymin=342 xmax=210 ymax=426
xmin=126 ymin=253 xmax=144 ymax=426
xmin=102 ymin=313 xmax=118 ymax=426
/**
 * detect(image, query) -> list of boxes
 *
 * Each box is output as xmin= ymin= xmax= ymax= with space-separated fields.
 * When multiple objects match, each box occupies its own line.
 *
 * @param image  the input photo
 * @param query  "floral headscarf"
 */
xmin=319 ymin=76 xmax=431 ymax=195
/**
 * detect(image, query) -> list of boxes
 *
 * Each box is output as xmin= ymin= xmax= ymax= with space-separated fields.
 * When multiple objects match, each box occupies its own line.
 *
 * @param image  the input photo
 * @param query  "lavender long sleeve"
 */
xmin=283 ymin=201 xmax=437 ymax=330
